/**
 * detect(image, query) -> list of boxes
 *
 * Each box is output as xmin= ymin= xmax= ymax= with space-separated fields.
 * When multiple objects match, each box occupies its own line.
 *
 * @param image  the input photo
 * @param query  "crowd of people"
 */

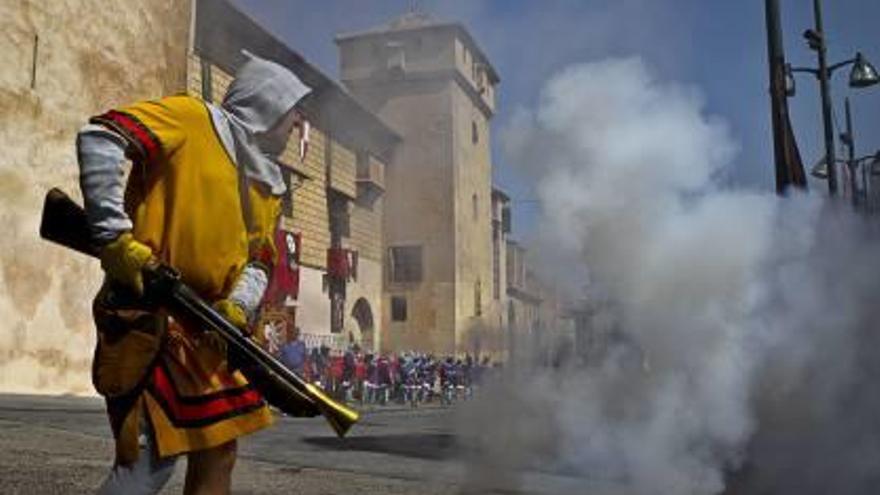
xmin=272 ymin=327 xmax=497 ymax=407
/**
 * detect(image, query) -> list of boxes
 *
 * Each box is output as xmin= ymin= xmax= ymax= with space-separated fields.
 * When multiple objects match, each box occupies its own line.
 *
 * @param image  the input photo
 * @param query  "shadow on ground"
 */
xmin=304 ymin=433 xmax=458 ymax=461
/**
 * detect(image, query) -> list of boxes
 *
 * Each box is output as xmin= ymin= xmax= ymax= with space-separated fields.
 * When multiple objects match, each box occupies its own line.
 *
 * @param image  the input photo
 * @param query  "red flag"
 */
xmin=264 ymin=229 xmax=300 ymax=306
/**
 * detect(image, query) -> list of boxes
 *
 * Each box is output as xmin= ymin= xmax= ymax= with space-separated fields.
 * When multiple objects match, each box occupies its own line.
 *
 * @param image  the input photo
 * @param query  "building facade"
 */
xmin=190 ymin=0 xmax=399 ymax=353
xmin=506 ymin=240 xmax=576 ymax=361
xmin=0 ymin=0 xmax=401 ymax=399
xmin=485 ymin=187 xmax=512 ymax=356
xmin=336 ymin=13 xmax=503 ymax=355
xmin=505 ymin=240 xmax=540 ymax=359
xmin=0 ymin=1 xmax=571 ymax=399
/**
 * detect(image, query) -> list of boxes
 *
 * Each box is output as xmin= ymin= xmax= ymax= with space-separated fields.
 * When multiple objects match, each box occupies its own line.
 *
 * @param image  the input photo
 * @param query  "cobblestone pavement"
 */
xmin=0 ymin=394 xmax=623 ymax=494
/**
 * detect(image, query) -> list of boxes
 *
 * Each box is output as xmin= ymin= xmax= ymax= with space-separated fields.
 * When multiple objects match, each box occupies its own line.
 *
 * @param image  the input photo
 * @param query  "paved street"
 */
xmin=0 ymin=393 xmax=623 ymax=494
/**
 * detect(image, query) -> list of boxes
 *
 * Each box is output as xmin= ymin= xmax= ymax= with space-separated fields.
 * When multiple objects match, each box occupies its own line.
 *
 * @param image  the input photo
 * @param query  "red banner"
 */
xmin=326 ymin=247 xmax=359 ymax=281
xmin=264 ymin=229 xmax=300 ymax=306
xmin=327 ymin=247 xmax=349 ymax=279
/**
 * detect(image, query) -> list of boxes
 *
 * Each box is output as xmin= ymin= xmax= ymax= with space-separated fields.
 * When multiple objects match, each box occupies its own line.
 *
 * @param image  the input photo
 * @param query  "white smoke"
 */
xmin=459 ymin=57 xmax=880 ymax=494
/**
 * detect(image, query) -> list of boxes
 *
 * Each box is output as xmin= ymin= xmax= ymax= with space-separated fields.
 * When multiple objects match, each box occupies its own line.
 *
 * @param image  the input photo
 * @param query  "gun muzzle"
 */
xmin=304 ymin=382 xmax=360 ymax=437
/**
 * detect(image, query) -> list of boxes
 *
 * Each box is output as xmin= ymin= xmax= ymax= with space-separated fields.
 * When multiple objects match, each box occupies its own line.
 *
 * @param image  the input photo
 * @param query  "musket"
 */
xmin=39 ymin=188 xmax=359 ymax=437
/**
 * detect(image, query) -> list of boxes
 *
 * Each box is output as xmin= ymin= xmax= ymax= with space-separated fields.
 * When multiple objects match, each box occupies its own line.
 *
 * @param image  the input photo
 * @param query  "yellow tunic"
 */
xmin=91 ymin=95 xmax=280 ymax=461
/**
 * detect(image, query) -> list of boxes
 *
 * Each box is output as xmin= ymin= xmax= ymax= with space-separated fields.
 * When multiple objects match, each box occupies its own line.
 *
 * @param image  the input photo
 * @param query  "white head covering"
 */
xmin=221 ymin=51 xmax=312 ymax=195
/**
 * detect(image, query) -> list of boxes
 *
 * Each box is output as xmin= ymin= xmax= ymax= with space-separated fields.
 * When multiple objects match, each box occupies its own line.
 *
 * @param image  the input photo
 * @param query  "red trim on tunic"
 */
xmin=151 ymin=365 xmax=264 ymax=423
xmin=91 ymin=110 xmax=161 ymax=163
xmin=251 ymin=242 xmax=275 ymax=268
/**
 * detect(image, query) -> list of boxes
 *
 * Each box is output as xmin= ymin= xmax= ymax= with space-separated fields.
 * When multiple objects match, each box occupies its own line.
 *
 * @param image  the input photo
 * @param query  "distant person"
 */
xmin=341 ymin=345 xmax=356 ymax=402
xmin=330 ymin=351 xmax=345 ymax=399
xmin=317 ymin=345 xmax=331 ymax=388
xmin=278 ymin=326 xmax=307 ymax=375
xmin=362 ymin=353 xmax=375 ymax=404
xmin=343 ymin=345 xmax=356 ymax=383
xmin=355 ymin=351 xmax=367 ymax=403
xmin=376 ymin=355 xmax=391 ymax=405
xmin=308 ymin=347 xmax=322 ymax=385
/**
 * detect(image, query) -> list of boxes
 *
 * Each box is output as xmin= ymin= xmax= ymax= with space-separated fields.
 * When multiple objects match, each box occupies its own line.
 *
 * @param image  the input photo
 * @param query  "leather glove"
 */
xmin=99 ymin=232 xmax=154 ymax=295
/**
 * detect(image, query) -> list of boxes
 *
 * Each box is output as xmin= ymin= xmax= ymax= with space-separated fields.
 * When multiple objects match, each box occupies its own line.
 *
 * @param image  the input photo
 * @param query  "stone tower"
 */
xmin=336 ymin=13 xmax=501 ymax=355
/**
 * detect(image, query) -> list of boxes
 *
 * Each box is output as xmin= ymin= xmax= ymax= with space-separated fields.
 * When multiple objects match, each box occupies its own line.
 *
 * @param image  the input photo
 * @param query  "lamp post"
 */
xmin=865 ymin=151 xmax=880 ymax=212
xmin=813 ymin=150 xmax=880 ymax=210
xmin=812 ymin=0 xmax=837 ymax=196
xmin=842 ymin=97 xmax=857 ymax=207
xmin=784 ymin=0 xmax=880 ymax=197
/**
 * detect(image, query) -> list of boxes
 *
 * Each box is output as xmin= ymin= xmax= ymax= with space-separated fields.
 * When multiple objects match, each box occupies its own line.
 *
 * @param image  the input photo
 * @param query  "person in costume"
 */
xmin=76 ymin=52 xmax=311 ymax=495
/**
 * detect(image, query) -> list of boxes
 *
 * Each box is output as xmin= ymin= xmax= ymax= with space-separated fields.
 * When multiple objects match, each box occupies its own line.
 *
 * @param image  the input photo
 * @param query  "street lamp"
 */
xmin=869 ymin=152 xmax=880 ymax=177
xmin=783 ymin=0 xmax=880 ymax=197
xmin=857 ymin=150 xmax=878 ymax=211
xmin=809 ymin=142 xmax=880 ymax=210
xmin=849 ymin=52 xmax=880 ymax=88
xmin=786 ymin=52 xmax=880 ymax=96
xmin=857 ymin=151 xmax=880 ymax=212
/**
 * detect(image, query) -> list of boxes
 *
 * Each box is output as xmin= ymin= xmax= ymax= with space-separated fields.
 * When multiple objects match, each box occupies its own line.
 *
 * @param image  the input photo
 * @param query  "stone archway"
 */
xmin=351 ymin=298 xmax=374 ymax=351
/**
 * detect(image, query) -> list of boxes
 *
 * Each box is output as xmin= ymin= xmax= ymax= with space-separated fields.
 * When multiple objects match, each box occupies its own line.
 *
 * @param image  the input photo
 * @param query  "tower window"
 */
xmin=386 ymin=41 xmax=405 ymax=74
xmin=391 ymin=296 xmax=408 ymax=322
xmin=472 ymin=193 xmax=478 ymax=221
xmin=389 ymin=245 xmax=423 ymax=283
xmin=472 ymin=120 xmax=479 ymax=144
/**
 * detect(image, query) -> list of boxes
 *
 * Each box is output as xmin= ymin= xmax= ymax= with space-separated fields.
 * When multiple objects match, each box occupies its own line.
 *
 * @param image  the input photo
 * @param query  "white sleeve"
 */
xmin=76 ymin=123 xmax=132 ymax=244
xmin=228 ymin=263 xmax=270 ymax=318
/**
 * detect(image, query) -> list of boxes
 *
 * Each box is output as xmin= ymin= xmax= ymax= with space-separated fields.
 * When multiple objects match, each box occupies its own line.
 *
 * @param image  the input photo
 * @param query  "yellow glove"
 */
xmin=203 ymin=299 xmax=248 ymax=355
xmin=99 ymin=232 xmax=154 ymax=295
xmin=214 ymin=299 xmax=248 ymax=331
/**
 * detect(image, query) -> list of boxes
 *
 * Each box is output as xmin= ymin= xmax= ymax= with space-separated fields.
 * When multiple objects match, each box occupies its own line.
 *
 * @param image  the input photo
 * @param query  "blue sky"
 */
xmin=234 ymin=0 xmax=880 ymax=236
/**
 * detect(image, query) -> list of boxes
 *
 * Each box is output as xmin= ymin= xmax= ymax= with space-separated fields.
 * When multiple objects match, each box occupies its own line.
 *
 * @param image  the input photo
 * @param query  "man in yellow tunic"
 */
xmin=76 ymin=53 xmax=311 ymax=494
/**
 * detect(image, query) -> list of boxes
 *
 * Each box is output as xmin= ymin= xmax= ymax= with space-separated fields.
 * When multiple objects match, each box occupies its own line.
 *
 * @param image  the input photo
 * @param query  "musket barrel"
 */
xmin=40 ymin=188 xmax=360 ymax=437
xmin=166 ymin=277 xmax=360 ymax=435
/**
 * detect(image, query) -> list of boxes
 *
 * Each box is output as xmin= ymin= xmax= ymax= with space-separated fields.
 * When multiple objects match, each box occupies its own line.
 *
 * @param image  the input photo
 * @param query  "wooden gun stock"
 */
xmin=40 ymin=188 xmax=359 ymax=437
xmin=40 ymin=188 xmax=100 ymax=258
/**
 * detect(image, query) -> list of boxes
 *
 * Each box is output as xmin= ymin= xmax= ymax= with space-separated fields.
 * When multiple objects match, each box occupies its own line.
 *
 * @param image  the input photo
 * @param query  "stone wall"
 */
xmin=451 ymin=78 xmax=497 ymax=353
xmin=0 ymin=0 xmax=191 ymax=394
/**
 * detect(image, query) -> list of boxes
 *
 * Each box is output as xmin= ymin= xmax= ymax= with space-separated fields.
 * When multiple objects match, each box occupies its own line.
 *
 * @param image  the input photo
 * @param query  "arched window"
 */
xmin=351 ymin=298 xmax=375 ymax=351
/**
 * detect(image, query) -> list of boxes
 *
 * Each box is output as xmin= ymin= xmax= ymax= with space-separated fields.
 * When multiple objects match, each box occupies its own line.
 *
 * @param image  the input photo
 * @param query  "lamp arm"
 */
xmin=827 ymin=58 xmax=857 ymax=76
xmin=790 ymin=66 xmax=820 ymax=76
xmin=854 ymin=154 xmax=879 ymax=165
xmin=791 ymin=59 xmax=857 ymax=78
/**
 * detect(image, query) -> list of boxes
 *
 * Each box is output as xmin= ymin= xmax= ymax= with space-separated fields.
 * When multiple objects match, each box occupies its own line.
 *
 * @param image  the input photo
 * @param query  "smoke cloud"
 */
xmin=458 ymin=57 xmax=880 ymax=494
